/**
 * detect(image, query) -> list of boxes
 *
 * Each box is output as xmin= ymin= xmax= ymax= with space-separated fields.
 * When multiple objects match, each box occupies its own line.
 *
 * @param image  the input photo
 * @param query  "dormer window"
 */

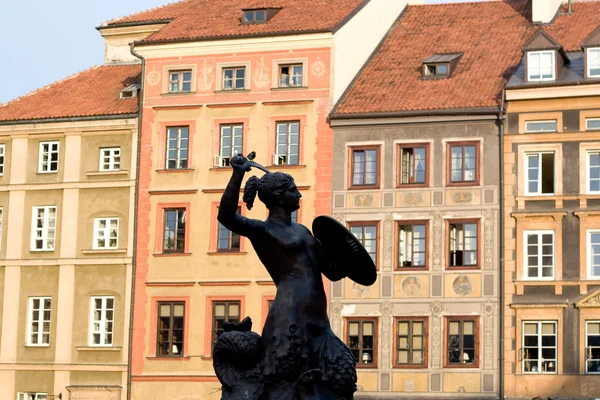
xmin=527 ymin=51 xmax=555 ymax=81
xmin=422 ymin=53 xmax=462 ymax=79
xmin=242 ymin=8 xmax=279 ymax=25
xmin=120 ymin=84 xmax=140 ymax=99
xmin=588 ymin=48 xmax=600 ymax=78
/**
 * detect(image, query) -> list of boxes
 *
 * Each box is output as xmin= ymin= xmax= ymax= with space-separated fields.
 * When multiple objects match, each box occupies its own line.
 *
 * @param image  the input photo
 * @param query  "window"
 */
xmin=525 ymin=120 xmax=558 ymax=133
xmin=89 ymin=296 xmax=114 ymax=346
xmin=523 ymin=321 xmax=557 ymax=374
xmin=99 ymin=147 xmax=121 ymax=171
xmin=588 ymin=231 xmax=600 ymax=279
xmin=274 ymin=121 xmax=300 ymax=166
xmin=347 ymin=319 xmax=376 ymax=366
xmin=27 ymin=297 xmax=51 ymax=346
xmin=350 ymin=223 xmax=378 ymax=266
xmin=163 ymin=208 xmax=186 ymax=253
xmin=0 ymin=143 xmax=4 ymax=175
xmin=157 ymin=302 xmax=185 ymax=356
xmin=279 ymin=64 xmax=303 ymax=87
xmin=212 ymin=301 xmax=241 ymax=347
xmin=528 ymin=51 xmax=555 ymax=81
xmin=350 ymin=147 xmax=379 ymax=188
xmin=586 ymin=321 xmax=600 ymax=374
xmin=218 ymin=207 xmax=241 ymax=252
xmin=31 ymin=206 xmax=56 ymax=251
xmin=587 ymin=118 xmax=600 ymax=131
xmin=399 ymin=145 xmax=427 ymax=186
xmin=218 ymin=124 xmax=243 ymax=167
xmin=588 ymin=48 xmax=600 ymax=77
xmin=525 ymin=152 xmax=555 ymax=195
xmin=0 ymin=208 xmax=3 ymax=251
xmin=396 ymin=319 xmax=426 ymax=367
xmin=17 ymin=394 xmax=48 ymax=400
xmin=223 ymin=67 xmax=246 ymax=90
xmin=398 ymin=223 xmax=427 ymax=269
xmin=446 ymin=317 xmax=477 ymax=366
xmin=448 ymin=143 xmax=478 ymax=184
xmin=242 ymin=9 xmax=267 ymax=24
xmin=589 ymin=152 xmax=600 ymax=194
xmin=93 ymin=218 xmax=119 ymax=250
xmin=169 ymin=70 xmax=192 ymax=93
xmin=448 ymin=221 xmax=478 ymax=268
xmin=166 ymin=127 xmax=189 ymax=170
xmin=291 ymin=210 xmax=298 ymax=224
xmin=524 ymin=231 xmax=554 ymax=279
xmin=38 ymin=141 xmax=59 ymax=173
xmin=424 ymin=63 xmax=448 ymax=77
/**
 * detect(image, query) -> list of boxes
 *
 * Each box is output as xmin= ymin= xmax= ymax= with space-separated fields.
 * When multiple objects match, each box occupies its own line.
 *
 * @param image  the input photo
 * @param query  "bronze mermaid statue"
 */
xmin=214 ymin=153 xmax=376 ymax=400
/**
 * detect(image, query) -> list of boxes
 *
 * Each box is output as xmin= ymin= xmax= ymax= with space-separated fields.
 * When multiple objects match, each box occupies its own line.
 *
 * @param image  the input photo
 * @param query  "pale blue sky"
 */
xmin=0 ymin=0 xmax=483 ymax=103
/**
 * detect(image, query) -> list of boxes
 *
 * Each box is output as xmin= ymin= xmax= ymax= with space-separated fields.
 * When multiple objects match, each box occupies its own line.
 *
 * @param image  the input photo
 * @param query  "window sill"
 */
xmin=397 ymin=183 xmax=429 ymax=189
xmin=393 ymin=364 xmax=428 ymax=369
xmin=81 ymin=249 xmax=127 ymax=255
xmin=156 ymin=169 xmax=195 ymax=174
xmin=161 ymin=91 xmax=196 ymax=97
xmin=271 ymin=86 xmax=308 ymax=91
xmin=76 ymin=346 xmax=122 ymax=352
xmin=36 ymin=171 xmax=59 ymax=175
xmin=443 ymin=364 xmax=480 ymax=369
xmin=209 ymin=166 xmax=233 ymax=171
xmin=356 ymin=364 xmax=377 ymax=369
xmin=207 ymin=251 xmax=248 ymax=256
xmin=446 ymin=265 xmax=480 ymax=271
xmin=348 ymin=186 xmax=380 ymax=191
xmin=153 ymin=252 xmax=192 ymax=257
xmin=214 ymin=89 xmax=250 ymax=94
xmin=146 ymin=356 xmax=191 ymax=360
xmin=25 ymin=344 xmax=50 ymax=348
xmin=447 ymin=182 xmax=480 ymax=187
xmin=86 ymin=170 xmax=129 ymax=177
xmin=267 ymin=164 xmax=306 ymax=170
xmin=29 ymin=249 xmax=55 ymax=253
xmin=396 ymin=266 xmax=428 ymax=272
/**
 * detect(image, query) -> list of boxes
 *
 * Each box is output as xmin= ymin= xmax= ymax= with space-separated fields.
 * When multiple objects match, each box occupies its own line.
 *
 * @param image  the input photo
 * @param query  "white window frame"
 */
xmin=0 ymin=207 xmax=3 ymax=251
xmin=27 ymin=297 xmax=51 ymax=347
xmin=30 ymin=206 xmax=57 ymax=252
xmin=0 ymin=143 xmax=5 ymax=176
xmin=166 ymin=126 xmax=189 ymax=170
xmin=527 ymin=50 xmax=555 ymax=81
xmin=168 ymin=70 xmax=192 ymax=93
xmin=523 ymin=230 xmax=555 ymax=280
xmin=17 ymin=393 xmax=48 ymax=400
xmin=274 ymin=121 xmax=300 ymax=166
xmin=222 ymin=66 xmax=246 ymax=91
xmin=217 ymin=124 xmax=243 ymax=167
xmin=588 ymin=48 xmax=600 ymax=78
xmin=525 ymin=120 xmax=558 ymax=133
xmin=525 ymin=152 xmax=555 ymax=196
xmin=99 ymin=147 xmax=121 ymax=171
xmin=89 ymin=296 xmax=115 ymax=346
xmin=586 ymin=321 xmax=600 ymax=374
xmin=522 ymin=321 xmax=558 ymax=374
xmin=587 ymin=151 xmax=600 ymax=194
xmin=93 ymin=218 xmax=119 ymax=250
xmin=588 ymin=230 xmax=600 ymax=279
xmin=38 ymin=141 xmax=59 ymax=173
xmin=586 ymin=118 xmax=600 ymax=131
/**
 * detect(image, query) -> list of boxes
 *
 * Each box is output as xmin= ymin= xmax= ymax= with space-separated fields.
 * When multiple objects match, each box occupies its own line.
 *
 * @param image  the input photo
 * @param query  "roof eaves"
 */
xmin=0 ymin=113 xmax=139 ymax=126
xmin=330 ymin=107 xmax=502 ymax=120
xmin=97 ymin=19 xmax=174 ymax=31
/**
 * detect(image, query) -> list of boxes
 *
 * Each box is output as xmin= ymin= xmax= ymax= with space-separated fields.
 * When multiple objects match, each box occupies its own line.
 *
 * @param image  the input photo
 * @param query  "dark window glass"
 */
xmin=400 ymin=146 xmax=427 ymax=185
xmin=212 ymin=301 xmax=241 ymax=348
xmin=447 ymin=318 xmax=477 ymax=366
xmin=157 ymin=302 xmax=185 ymax=357
xmin=347 ymin=320 xmax=376 ymax=366
xmin=218 ymin=207 xmax=241 ymax=252
xmin=449 ymin=222 xmax=478 ymax=267
xmin=163 ymin=208 xmax=186 ymax=253
xmin=398 ymin=224 xmax=427 ymax=268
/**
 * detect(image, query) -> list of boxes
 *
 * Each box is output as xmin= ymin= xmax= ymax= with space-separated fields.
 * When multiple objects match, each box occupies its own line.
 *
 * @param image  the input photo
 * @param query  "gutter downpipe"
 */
xmin=498 ymin=87 xmax=506 ymax=400
xmin=127 ymin=43 xmax=145 ymax=400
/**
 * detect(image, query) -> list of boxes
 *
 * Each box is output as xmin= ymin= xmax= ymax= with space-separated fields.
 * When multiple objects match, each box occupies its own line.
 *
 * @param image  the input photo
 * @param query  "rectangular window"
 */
xmin=528 ymin=51 xmax=555 ymax=81
xmin=93 ymin=218 xmax=119 ymax=250
xmin=587 ymin=118 xmax=600 ymax=131
xmin=588 ymin=230 xmax=600 ymax=279
xmin=399 ymin=145 xmax=428 ymax=186
xmin=38 ymin=141 xmax=59 ymax=173
xmin=243 ymin=9 xmax=267 ymax=24
xmin=446 ymin=317 xmax=477 ymax=366
xmin=351 ymin=147 xmax=379 ymax=188
xmin=218 ymin=207 xmax=241 ymax=252
xmin=524 ymin=231 xmax=555 ymax=279
xmin=448 ymin=143 xmax=478 ymax=184
xmin=169 ymin=70 xmax=192 ymax=93
xmin=589 ymin=152 xmax=600 ymax=193
xmin=274 ymin=121 xmax=300 ymax=166
xmin=166 ymin=127 xmax=189 ymax=169
xmin=31 ymin=206 xmax=56 ymax=251
xmin=0 ymin=208 xmax=3 ymax=251
xmin=157 ymin=302 xmax=185 ymax=357
xmin=99 ymin=147 xmax=121 ymax=171
xmin=350 ymin=223 xmax=378 ymax=266
xmin=523 ymin=321 xmax=557 ymax=374
xmin=223 ymin=67 xmax=246 ymax=90
xmin=27 ymin=297 xmax=51 ymax=346
xmin=17 ymin=394 xmax=48 ymax=400
xmin=398 ymin=223 xmax=427 ymax=269
xmin=0 ymin=143 xmax=4 ymax=175
xmin=586 ymin=321 xmax=600 ymax=374
xmin=291 ymin=209 xmax=298 ymax=224
xmin=163 ymin=208 xmax=186 ymax=253
xmin=525 ymin=120 xmax=558 ymax=133
xmin=212 ymin=301 xmax=241 ymax=347
xmin=89 ymin=296 xmax=114 ymax=346
xmin=448 ymin=221 xmax=478 ymax=268
xmin=396 ymin=319 xmax=427 ymax=367
xmin=347 ymin=319 xmax=376 ymax=366
xmin=279 ymin=64 xmax=303 ymax=87
xmin=526 ymin=152 xmax=555 ymax=195
xmin=218 ymin=124 xmax=243 ymax=167
xmin=588 ymin=48 xmax=600 ymax=77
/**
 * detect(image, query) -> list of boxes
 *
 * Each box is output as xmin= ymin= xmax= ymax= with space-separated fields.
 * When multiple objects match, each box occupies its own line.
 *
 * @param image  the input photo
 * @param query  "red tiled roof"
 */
xmin=333 ymin=0 xmax=533 ymax=115
xmin=0 ymin=64 xmax=141 ymax=123
xmin=544 ymin=2 xmax=600 ymax=52
xmin=104 ymin=0 xmax=368 ymax=43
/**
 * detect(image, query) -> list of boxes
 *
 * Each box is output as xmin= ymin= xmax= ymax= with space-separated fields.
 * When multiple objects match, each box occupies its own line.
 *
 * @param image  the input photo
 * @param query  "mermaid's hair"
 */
xmin=243 ymin=172 xmax=294 ymax=210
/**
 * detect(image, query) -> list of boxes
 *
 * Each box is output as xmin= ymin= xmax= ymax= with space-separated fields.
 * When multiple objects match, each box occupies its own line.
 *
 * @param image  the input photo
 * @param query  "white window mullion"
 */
xmin=27 ymin=297 xmax=51 ymax=346
xmin=31 ymin=206 xmax=56 ymax=251
xmin=90 ymin=296 xmax=115 ymax=346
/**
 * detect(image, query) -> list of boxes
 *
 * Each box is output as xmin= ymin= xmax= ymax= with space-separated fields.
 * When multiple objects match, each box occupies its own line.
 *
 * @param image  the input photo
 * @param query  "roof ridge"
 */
xmin=101 ymin=0 xmax=194 ymax=26
xmin=0 ymin=65 xmax=103 ymax=108
xmin=409 ymin=0 xmax=506 ymax=7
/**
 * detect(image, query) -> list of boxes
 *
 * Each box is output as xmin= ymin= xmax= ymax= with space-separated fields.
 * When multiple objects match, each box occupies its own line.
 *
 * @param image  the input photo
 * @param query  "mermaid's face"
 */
xmin=281 ymin=182 xmax=302 ymax=213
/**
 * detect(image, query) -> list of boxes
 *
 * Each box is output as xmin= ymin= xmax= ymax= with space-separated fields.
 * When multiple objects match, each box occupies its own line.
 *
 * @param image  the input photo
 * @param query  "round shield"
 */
xmin=312 ymin=216 xmax=377 ymax=286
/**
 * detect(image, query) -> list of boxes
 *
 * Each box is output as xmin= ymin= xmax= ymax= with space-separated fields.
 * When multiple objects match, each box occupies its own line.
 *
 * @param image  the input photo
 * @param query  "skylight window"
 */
xmin=243 ymin=9 xmax=267 ymax=24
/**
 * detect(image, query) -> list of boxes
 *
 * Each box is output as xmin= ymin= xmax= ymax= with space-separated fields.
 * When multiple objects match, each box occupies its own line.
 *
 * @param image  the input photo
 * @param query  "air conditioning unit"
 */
xmin=213 ymin=155 xmax=223 ymax=167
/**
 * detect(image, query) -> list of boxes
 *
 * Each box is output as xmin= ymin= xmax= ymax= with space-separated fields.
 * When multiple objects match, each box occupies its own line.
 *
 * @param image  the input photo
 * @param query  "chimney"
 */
xmin=531 ymin=0 xmax=564 ymax=24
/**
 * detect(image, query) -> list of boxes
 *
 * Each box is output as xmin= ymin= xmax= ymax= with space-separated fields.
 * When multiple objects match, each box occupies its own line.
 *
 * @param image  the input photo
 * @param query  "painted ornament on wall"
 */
xmin=198 ymin=60 xmax=215 ymax=92
xmin=252 ymin=56 xmax=271 ymax=88
xmin=352 ymin=282 xmax=371 ymax=298
xmin=401 ymin=276 xmax=422 ymax=297
xmin=147 ymin=70 xmax=161 ymax=86
xmin=453 ymin=275 xmax=473 ymax=296
xmin=311 ymin=57 xmax=326 ymax=78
